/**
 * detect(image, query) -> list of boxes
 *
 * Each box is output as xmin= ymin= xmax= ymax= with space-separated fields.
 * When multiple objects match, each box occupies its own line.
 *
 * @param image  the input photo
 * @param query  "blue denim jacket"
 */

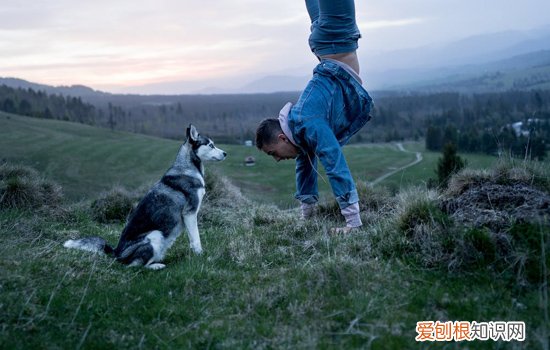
xmin=287 ymin=59 xmax=373 ymax=209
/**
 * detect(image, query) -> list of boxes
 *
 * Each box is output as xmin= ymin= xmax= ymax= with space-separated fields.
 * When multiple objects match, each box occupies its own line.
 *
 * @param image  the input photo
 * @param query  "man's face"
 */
xmin=261 ymin=134 xmax=299 ymax=162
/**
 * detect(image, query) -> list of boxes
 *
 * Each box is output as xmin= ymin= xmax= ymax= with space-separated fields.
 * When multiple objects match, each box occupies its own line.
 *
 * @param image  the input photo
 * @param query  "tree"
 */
xmin=18 ymin=99 xmax=32 ymax=115
xmin=442 ymin=125 xmax=458 ymax=147
xmin=529 ymin=136 xmax=546 ymax=161
xmin=426 ymin=125 xmax=443 ymax=151
xmin=2 ymin=98 xmax=16 ymax=113
xmin=481 ymin=131 xmax=498 ymax=155
xmin=437 ymin=142 xmax=466 ymax=188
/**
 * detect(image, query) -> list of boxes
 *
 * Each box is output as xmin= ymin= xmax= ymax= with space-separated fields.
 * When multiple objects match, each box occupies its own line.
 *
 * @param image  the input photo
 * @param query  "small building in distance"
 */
xmin=244 ymin=156 xmax=256 ymax=166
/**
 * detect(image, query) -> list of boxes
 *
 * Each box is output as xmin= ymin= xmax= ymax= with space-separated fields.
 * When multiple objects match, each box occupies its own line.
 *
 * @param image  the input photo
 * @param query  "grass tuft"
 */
xmin=447 ymin=157 xmax=550 ymax=196
xmin=396 ymin=190 xmax=450 ymax=237
xmin=90 ymin=187 xmax=135 ymax=224
xmin=0 ymin=163 xmax=63 ymax=209
xmin=199 ymin=170 xmax=256 ymax=231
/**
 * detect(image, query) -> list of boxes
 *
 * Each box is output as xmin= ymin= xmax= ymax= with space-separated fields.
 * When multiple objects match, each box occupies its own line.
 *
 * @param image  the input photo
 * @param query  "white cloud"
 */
xmin=359 ymin=18 xmax=426 ymax=30
xmin=1 ymin=0 xmax=550 ymax=92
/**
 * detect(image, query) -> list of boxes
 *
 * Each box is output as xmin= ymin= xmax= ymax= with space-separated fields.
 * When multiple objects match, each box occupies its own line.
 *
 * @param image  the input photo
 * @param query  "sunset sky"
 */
xmin=2 ymin=0 xmax=550 ymax=93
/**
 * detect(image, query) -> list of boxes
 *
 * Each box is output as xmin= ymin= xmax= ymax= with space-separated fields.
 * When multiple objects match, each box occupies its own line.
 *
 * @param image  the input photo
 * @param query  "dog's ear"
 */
xmin=186 ymin=124 xmax=199 ymax=142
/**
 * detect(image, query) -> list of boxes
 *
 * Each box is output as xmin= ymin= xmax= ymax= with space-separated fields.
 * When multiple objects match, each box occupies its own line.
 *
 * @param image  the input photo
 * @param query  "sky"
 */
xmin=1 ymin=0 xmax=550 ymax=94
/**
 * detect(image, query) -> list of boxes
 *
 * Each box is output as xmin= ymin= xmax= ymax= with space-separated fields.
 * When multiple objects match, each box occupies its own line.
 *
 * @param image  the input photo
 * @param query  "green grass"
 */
xmin=1 ymin=205 xmax=545 ymax=349
xmin=1 ymin=112 xmax=548 ymax=349
xmin=0 ymin=112 xmax=179 ymax=200
xmin=0 ymin=112 xmax=501 ymax=208
xmin=218 ymin=143 xmax=417 ymax=207
xmin=381 ymin=141 xmax=500 ymax=191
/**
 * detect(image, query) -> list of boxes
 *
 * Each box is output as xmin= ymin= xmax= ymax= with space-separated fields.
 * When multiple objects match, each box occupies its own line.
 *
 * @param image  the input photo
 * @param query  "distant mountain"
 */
xmin=364 ymin=26 xmax=550 ymax=89
xmin=380 ymin=50 xmax=550 ymax=92
xmin=3 ymin=26 xmax=550 ymax=96
xmin=202 ymin=27 xmax=550 ymax=94
xmin=0 ymin=77 xmax=107 ymax=97
xmin=231 ymin=26 xmax=550 ymax=93
xmin=228 ymin=48 xmax=550 ymax=94
xmin=366 ymin=26 xmax=550 ymax=72
xmin=237 ymin=75 xmax=310 ymax=94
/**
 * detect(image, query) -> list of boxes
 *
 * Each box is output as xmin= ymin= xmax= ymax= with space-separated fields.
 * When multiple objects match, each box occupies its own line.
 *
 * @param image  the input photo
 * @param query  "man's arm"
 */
xmin=295 ymin=151 xmax=319 ymax=209
xmin=300 ymin=120 xmax=362 ymax=228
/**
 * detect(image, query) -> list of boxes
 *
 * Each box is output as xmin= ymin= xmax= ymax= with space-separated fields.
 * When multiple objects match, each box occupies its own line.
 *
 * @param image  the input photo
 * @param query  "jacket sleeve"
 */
xmin=299 ymin=120 xmax=359 ymax=209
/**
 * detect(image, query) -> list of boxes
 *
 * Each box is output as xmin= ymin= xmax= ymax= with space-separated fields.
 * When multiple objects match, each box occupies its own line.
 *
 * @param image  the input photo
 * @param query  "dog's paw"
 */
xmin=146 ymin=263 xmax=166 ymax=270
xmin=191 ymin=245 xmax=203 ymax=255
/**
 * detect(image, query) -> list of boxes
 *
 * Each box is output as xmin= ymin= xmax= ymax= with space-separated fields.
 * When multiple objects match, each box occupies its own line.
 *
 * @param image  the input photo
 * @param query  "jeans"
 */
xmin=289 ymin=60 xmax=373 ymax=209
xmin=305 ymin=0 xmax=361 ymax=56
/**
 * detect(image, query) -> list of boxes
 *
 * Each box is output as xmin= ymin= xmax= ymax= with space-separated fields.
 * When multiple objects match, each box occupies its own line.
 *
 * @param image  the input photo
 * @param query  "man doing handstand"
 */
xmin=255 ymin=0 xmax=373 ymax=233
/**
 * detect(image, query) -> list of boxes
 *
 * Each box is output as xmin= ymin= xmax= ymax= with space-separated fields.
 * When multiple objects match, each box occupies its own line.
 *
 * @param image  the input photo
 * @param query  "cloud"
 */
xmin=2 ymin=0 xmax=550 ymax=93
xmin=359 ymin=18 xmax=426 ymax=30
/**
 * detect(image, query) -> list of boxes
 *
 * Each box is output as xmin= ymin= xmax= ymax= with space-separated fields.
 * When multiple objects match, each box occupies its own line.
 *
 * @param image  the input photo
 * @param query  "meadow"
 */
xmin=0 ymin=112 xmax=498 ymax=207
xmin=0 ymin=112 xmax=548 ymax=349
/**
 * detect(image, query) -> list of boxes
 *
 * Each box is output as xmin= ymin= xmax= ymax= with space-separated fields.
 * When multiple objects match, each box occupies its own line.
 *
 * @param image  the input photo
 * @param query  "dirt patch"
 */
xmin=441 ymin=181 xmax=550 ymax=232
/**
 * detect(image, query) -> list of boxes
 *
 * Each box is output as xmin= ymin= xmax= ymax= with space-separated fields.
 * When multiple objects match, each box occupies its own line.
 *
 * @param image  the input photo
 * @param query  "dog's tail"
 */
xmin=63 ymin=237 xmax=114 ymax=255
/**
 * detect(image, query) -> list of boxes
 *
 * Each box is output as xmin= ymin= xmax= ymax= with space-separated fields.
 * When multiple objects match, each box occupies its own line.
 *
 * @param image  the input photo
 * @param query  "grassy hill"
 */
xmin=0 ymin=112 xmax=499 ymax=207
xmin=1 ymin=112 xmax=548 ymax=349
xmin=0 ymin=112 xmax=179 ymax=200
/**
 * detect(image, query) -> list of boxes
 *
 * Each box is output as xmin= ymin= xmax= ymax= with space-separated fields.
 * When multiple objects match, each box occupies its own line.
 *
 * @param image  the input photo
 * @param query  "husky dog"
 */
xmin=63 ymin=124 xmax=226 ymax=270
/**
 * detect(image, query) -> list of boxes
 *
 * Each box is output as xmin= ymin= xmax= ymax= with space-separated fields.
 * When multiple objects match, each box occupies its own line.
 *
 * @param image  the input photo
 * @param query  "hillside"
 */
xmin=2 ymin=78 xmax=550 ymax=158
xmin=0 ymin=112 xmax=548 ymax=348
xmin=0 ymin=112 xmax=503 ymax=206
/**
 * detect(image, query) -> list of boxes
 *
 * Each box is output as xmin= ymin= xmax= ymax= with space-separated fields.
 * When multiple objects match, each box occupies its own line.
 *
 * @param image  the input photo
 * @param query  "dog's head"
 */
xmin=186 ymin=124 xmax=226 ymax=162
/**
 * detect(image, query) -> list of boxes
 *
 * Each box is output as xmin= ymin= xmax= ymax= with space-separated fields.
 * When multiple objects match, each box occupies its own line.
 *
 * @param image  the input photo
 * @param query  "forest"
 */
xmin=1 ymin=84 xmax=548 ymax=159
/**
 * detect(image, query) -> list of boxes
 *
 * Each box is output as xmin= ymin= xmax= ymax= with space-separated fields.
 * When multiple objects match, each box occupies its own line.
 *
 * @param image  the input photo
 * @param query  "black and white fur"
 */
xmin=63 ymin=125 xmax=226 ymax=270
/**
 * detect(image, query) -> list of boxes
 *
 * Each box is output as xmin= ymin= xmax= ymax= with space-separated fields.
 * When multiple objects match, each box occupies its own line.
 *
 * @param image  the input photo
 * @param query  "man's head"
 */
xmin=255 ymin=118 xmax=299 ymax=162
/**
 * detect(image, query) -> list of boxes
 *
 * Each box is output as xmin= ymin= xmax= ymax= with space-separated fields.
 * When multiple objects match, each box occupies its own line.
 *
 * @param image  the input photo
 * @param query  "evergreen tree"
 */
xmin=437 ymin=142 xmax=466 ymax=188
xmin=529 ymin=136 xmax=546 ymax=161
xmin=442 ymin=124 xmax=458 ymax=146
xmin=2 ymin=98 xmax=16 ymax=113
xmin=426 ymin=125 xmax=443 ymax=151
xmin=18 ymin=99 xmax=32 ymax=115
xmin=481 ymin=131 xmax=498 ymax=155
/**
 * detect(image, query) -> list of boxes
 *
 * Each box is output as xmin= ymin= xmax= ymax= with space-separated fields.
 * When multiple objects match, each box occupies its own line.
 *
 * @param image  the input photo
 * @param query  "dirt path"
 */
xmin=369 ymin=143 xmax=423 ymax=186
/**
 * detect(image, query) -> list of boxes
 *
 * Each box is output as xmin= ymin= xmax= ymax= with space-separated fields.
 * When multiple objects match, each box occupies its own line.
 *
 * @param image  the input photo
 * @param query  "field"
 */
xmin=0 ymin=112 xmax=499 ymax=207
xmin=0 ymin=112 xmax=548 ymax=349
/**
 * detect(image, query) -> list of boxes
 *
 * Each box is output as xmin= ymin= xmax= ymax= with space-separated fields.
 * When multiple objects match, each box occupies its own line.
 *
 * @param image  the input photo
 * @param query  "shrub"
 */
xmin=203 ymin=170 xmax=247 ymax=206
xmin=90 ymin=188 xmax=135 ymax=223
xmin=508 ymin=221 xmax=550 ymax=284
xmin=200 ymin=171 xmax=254 ymax=229
xmin=0 ymin=163 xmax=62 ymax=209
xmin=461 ymin=227 xmax=497 ymax=266
xmin=490 ymin=158 xmax=550 ymax=193
xmin=397 ymin=198 xmax=450 ymax=237
xmin=436 ymin=142 xmax=466 ymax=188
